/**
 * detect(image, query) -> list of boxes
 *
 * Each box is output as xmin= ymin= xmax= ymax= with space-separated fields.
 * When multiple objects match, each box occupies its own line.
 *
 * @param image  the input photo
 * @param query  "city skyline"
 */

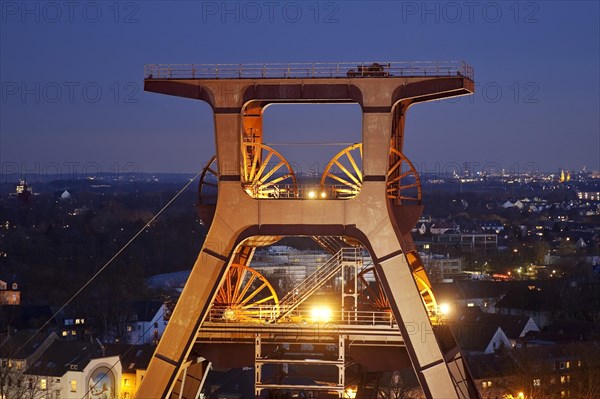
xmin=1 ymin=1 xmax=599 ymax=174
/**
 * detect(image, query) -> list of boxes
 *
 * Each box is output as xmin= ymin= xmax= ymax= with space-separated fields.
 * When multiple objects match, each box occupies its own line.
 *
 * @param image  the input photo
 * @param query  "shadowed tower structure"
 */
xmin=137 ymin=62 xmax=479 ymax=399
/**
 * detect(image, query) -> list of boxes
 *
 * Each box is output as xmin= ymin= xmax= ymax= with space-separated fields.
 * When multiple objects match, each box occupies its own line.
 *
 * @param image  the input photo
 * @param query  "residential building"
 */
xmin=125 ymin=301 xmax=167 ymax=345
xmin=25 ymin=340 xmax=122 ymax=399
xmin=0 ymin=279 xmax=19 ymax=305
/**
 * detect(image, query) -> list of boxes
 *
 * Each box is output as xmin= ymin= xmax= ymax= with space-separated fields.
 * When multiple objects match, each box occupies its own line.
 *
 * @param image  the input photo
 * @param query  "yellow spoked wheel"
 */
xmin=214 ymin=264 xmax=280 ymax=323
xmin=387 ymin=148 xmax=422 ymax=203
xmin=241 ymin=143 xmax=297 ymax=198
xmin=405 ymin=251 xmax=438 ymax=319
xmin=320 ymin=144 xmax=421 ymax=203
xmin=357 ymin=266 xmax=390 ymax=312
xmin=198 ymin=156 xmax=218 ymax=205
xmin=320 ymin=143 xmax=363 ymax=198
xmin=357 ymin=261 xmax=438 ymax=320
xmin=197 ymin=156 xmax=218 ymax=226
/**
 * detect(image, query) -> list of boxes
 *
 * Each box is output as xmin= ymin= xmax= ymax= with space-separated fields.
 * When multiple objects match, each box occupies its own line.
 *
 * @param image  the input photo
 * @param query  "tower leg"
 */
xmin=376 ymin=252 xmax=459 ymax=398
xmin=135 ymin=233 xmax=235 ymax=398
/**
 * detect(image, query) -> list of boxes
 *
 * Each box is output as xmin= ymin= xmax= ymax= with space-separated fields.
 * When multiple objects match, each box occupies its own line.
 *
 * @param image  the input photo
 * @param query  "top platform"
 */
xmin=144 ymin=61 xmax=474 ymax=81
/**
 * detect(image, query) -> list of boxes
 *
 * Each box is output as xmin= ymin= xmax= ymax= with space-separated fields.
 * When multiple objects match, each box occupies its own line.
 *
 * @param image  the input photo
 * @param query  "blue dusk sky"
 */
xmin=1 ymin=0 xmax=598 ymax=176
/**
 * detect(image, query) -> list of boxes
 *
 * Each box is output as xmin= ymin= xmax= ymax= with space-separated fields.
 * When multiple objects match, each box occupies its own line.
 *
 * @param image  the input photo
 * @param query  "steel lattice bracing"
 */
xmin=136 ymin=62 xmax=479 ymax=399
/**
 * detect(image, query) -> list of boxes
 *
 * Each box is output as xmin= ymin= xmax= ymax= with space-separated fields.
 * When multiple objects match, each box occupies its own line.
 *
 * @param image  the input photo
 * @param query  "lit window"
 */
xmin=127 ymin=325 xmax=133 ymax=332
xmin=62 ymin=331 xmax=68 ymax=337
xmin=70 ymin=380 xmax=77 ymax=392
xmin=578 ymin=360 xmax=582 ymax=367
xmin=124 ymin=378 xmax=130 ymax=386
xmin=566 ymin=361 xmax=570 ymax=369
xmin=533 ymin=379 xmax=541 ymax=387
xmin=40 ymin=379 xmax=47 ymax=390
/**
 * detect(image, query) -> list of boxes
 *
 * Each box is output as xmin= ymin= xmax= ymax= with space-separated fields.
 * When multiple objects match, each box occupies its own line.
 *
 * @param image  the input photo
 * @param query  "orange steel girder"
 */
xmin=137 ymin=73 xmax=477 ymax=399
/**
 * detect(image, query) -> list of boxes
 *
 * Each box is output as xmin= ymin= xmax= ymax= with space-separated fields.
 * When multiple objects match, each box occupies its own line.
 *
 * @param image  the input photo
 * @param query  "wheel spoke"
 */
xmin=327 ymin=173 xmax=360 ymax=190
xmin=257 ymin=159 xmax=284 ymax=185
xmin=213 ymin=263 xmax=279 ymax=322
xmin=346 ymin=149 xmax=363 ymax=181
xmin=334 ymin=159 xmax=362 ymax=186
xmin=234 ymin=273 xmax=257 ymax=304
xmin=249 ymin=146 xmax=261 ymax=182
xmin=253 ymin=150 xmax=275 ymax=184
xmin=239 ymin=281 xmax=268 ymax=306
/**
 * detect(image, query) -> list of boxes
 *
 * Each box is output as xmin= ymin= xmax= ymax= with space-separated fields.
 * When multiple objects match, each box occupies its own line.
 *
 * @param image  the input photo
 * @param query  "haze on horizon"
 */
xmin=1 ymin=1 xmax=598 ymax=176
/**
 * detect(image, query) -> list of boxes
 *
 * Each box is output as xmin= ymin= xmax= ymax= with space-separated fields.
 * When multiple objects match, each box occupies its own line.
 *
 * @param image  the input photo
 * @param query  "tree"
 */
xmin=565 ymin=343 xmax=600 ymax=399
xmin=0 ymin=360 xmax=56 ymax=399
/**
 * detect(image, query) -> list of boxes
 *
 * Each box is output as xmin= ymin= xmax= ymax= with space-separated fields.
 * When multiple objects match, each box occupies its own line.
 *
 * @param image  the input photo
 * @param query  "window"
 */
xmin=560 ymin=361 xmax=567 ymax=370
xmin=533 ymin=379 xmax=541 ymax=387
xmin=62 ymin=331 xmax=68 ymax=337
xmin=123 ymin=378 xmax=130 ymax=386
xmin=566 ymin=361 xmax=570 ymax=369
xmin=64 ymin=319 xmax=74 ymax=326
xmin=481 ymin=381 xmax=492 ymax=389
xmin=127 ymin=325 xmax=133 ymax=332
xmin=70 ymin=380 xmax=77 ymax=392
xmin=40 ymin=379 xmax=47 ymax=390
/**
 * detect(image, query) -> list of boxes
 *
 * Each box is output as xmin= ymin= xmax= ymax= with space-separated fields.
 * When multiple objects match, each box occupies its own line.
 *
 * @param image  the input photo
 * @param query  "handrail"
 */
xmin=275 ymin=247 xmax=362 ymax=321
xmin=205 ymin=306 xmax=396 ymax=327
xmin=144 ymin=61 xmax=474 ymax=81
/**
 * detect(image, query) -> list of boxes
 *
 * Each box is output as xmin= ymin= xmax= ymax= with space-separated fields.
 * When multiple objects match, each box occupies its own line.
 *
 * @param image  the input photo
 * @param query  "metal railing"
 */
xmin=144 ymin=61 xmax=474 ymax=81
xmin=249 ymin=183 xmax=359 ymax=200
xmin=205 ymin=305 xmax=396 ymax=328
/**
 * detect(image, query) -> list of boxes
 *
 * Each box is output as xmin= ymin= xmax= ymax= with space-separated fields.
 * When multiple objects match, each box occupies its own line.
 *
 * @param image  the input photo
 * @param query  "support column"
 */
xmin=135 ymin=231 xmax=235 ymax=398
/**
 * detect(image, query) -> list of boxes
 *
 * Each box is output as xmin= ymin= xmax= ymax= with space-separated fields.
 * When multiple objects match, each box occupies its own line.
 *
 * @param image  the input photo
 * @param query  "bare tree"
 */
xmin=0 ymin=361 xmax=55 ymax=399
xmin=565 ymin=343 xmax=600 ymax=399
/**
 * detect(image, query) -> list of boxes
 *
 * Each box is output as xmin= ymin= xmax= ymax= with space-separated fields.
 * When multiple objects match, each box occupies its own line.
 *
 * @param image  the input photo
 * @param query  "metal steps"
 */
xmin=276 ymin=247 xmax=362 ymax=322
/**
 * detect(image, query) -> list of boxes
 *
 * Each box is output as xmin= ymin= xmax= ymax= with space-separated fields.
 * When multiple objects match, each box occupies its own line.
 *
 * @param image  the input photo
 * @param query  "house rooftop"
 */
xmin=26 ymin=340 xmax=109 ymax=376
xmin=450 ymin=306 xmax=535 ymax=339
xmin=105 ymin=343 xmax=154 ymax=373
xmin=0 ymin=330 xmax=56 ymax=360
xmin=129 ymin=301 xmax=163 ymax=322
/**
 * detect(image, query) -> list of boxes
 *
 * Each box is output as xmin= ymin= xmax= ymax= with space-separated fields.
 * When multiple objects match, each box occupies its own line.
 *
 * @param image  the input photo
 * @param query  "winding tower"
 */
xmin=137 ymin=61 xmax=479 ymax=399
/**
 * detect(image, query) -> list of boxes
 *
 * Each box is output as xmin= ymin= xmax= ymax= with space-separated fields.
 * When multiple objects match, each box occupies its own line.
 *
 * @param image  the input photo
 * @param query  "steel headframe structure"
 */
xmin=136 ymin=61 xmax=480 ymax=399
